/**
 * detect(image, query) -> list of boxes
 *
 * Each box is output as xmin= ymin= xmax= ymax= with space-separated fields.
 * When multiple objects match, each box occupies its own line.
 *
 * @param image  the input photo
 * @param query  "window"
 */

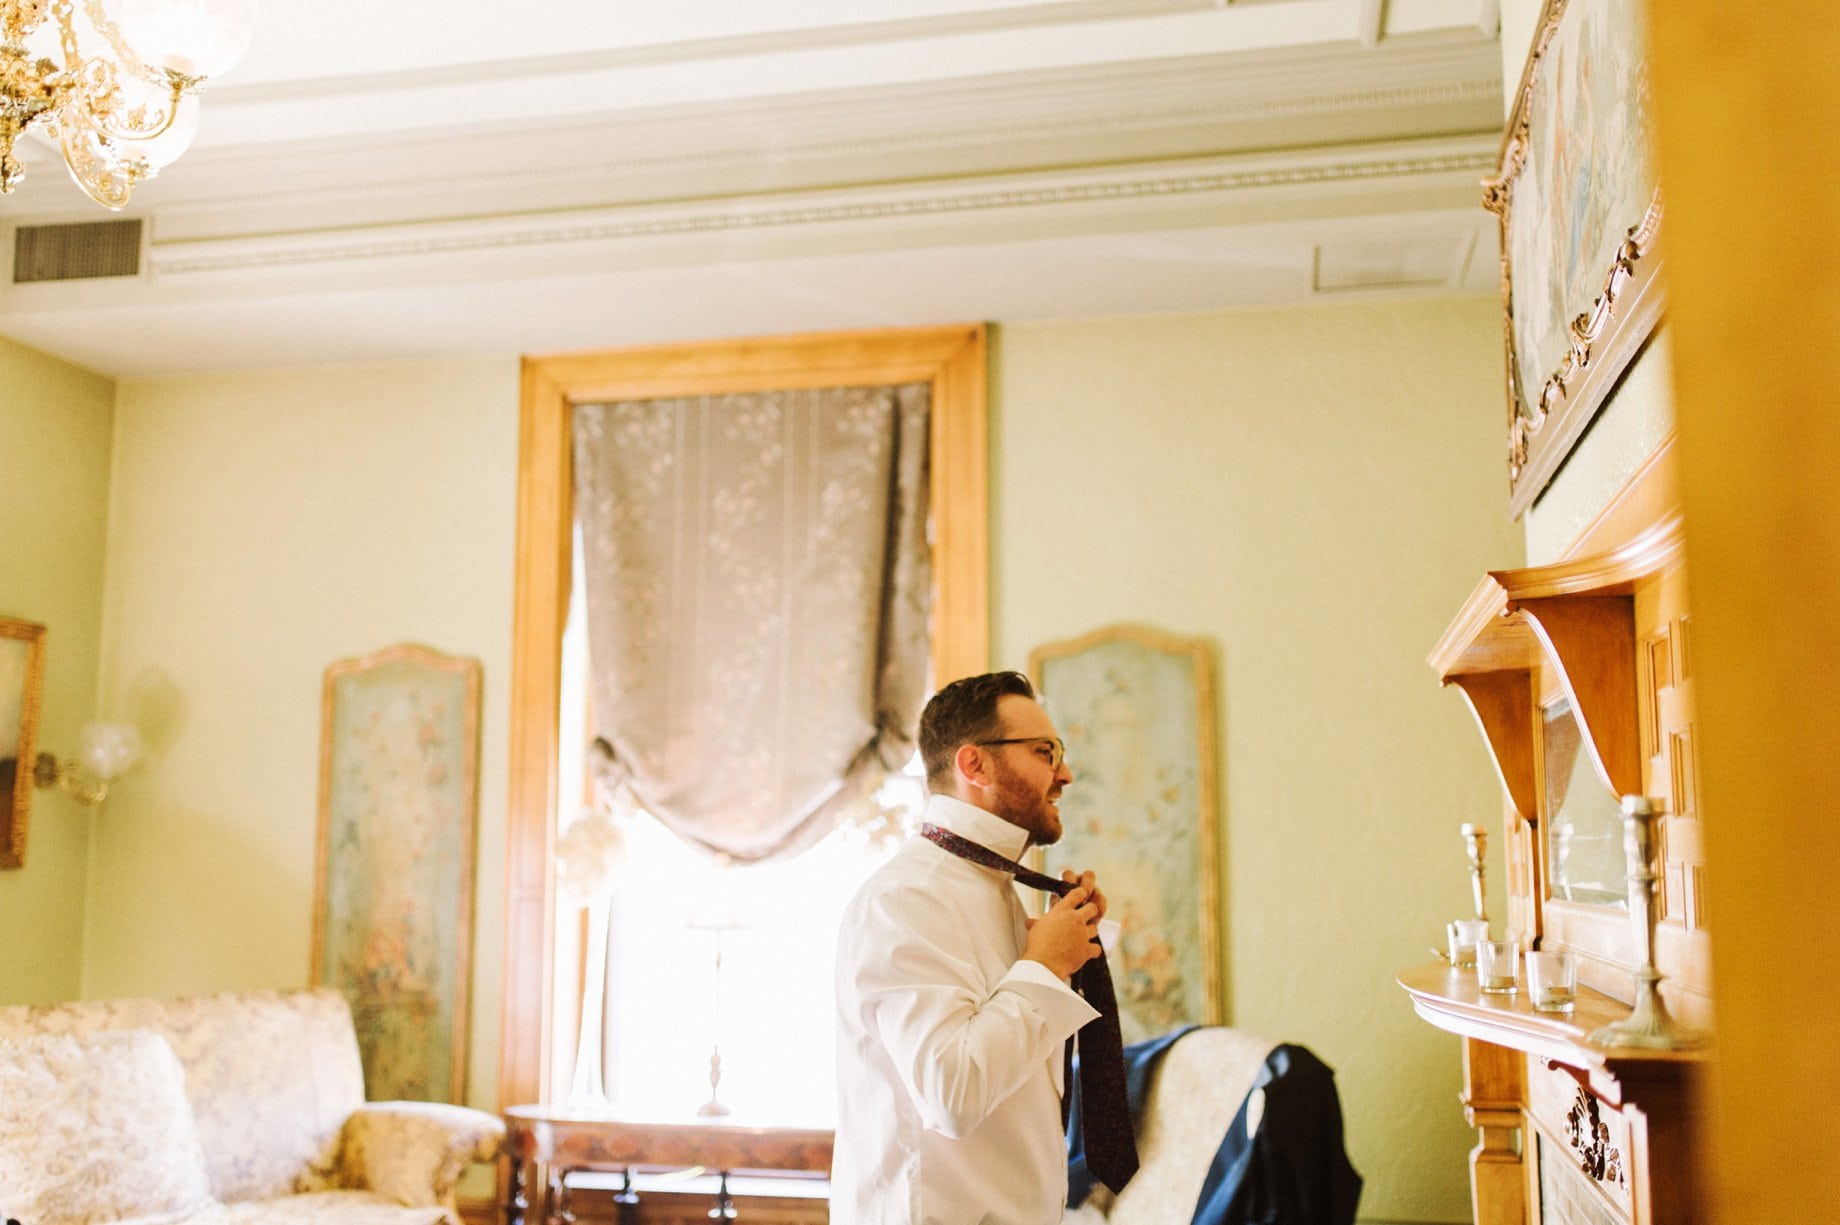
xmin=593 ymin=772 xmax=925 ymax=1123
xmin=557 ymin=546 xmax=927 ymax=1123
xmin=501 ymin=327 xmax=988 ymax=1113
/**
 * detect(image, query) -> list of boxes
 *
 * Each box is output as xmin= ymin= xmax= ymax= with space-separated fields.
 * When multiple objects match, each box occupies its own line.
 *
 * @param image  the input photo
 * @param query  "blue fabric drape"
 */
xmin=1067 ymin=1030 xmax=1362 ymax=1225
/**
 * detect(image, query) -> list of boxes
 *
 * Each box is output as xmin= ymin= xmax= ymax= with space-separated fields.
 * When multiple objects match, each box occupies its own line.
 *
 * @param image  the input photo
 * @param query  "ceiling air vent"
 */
xmin=13 ymin=219 xmax=144 ymax=283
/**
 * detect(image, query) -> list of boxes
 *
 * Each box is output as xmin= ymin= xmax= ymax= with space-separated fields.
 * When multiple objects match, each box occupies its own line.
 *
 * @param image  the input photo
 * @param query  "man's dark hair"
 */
xmin=918 ymin=670 xmax=1037 ymax=788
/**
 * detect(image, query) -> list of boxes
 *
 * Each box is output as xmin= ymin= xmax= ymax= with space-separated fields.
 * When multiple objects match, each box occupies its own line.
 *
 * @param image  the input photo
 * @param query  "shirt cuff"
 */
xmin=1007 ymin=958 xmax=1073 ymax=991
xmin=1001 ymin=960 xmax=1102 ymax=1032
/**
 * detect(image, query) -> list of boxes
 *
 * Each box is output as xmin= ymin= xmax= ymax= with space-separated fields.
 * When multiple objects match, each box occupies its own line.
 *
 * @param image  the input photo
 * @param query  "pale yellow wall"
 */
xmin=0 ymin=337 xmax=115 ymax=1004
xmin=89 ymin=359 xmax=519 ymax=1111
xmin=992 ymin=296 xmax=1522 ymax=1223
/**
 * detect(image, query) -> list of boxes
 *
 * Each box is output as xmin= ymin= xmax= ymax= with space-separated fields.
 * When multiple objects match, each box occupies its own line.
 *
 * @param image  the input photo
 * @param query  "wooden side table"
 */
xmin=501 ymin=1106 xmax=833 ymax=1225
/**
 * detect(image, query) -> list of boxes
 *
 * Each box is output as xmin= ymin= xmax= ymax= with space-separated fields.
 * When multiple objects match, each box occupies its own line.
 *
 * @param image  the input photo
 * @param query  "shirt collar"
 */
xmin=922 ymin=792 xmax=1032 ymax=864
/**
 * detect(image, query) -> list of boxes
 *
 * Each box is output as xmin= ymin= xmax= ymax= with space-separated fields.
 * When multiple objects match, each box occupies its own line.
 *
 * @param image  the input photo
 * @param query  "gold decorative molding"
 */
xmin=0 ymin=615 xmax=47 ymax=870
xmin=1026 ymin=622 xmax=1222 ymax=1030
xmin=1483 ymin=0 xmax=1667 ymax=518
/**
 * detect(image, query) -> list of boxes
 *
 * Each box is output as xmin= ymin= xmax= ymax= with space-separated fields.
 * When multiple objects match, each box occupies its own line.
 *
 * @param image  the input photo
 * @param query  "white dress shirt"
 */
xmin=832 ymin=794 xmax=1100 ymax=1225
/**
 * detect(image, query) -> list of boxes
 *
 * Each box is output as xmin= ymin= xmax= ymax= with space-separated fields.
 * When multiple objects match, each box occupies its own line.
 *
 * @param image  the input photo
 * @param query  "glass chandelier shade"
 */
xmin=0 ymin=0 xmax=255 ymax=208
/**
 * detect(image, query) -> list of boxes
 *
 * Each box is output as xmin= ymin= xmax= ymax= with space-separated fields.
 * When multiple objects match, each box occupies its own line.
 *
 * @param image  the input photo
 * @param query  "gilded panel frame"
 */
xmin=1029 ymin=622 xmax=1222 ymax=1041
xmin=313 ymin=641 xmax=482 ymax=1103
xmin=1489 ymin=0 xmax=1665 ymax=518
xmin=0 ymin=616 xmax=47 ymax=870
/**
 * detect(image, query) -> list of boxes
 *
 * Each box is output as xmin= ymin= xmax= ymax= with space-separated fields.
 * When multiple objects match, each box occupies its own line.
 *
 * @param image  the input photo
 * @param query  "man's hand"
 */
xmin=1021 ymin=884 xmax=1101 ymax=979
xmin=1062 ymin=869 xmax=1106 ymax=922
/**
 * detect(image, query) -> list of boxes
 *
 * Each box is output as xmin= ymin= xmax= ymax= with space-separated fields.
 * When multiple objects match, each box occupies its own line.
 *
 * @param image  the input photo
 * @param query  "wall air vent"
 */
xmin=12 ymin=219 xmax=144 ymax=283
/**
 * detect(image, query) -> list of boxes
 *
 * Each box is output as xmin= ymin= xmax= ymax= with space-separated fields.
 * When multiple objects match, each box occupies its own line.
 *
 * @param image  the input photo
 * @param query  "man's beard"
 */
xmin=990 ymin=756 xmax=1062 ymax=847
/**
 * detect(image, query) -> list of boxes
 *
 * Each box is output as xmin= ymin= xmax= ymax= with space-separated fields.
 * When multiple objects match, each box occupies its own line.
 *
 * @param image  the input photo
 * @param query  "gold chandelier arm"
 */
xmin=59 ymin=119 xmax=137 ymax=207
xmin=9 ymin=0 xmax=216 ymax=204
xmin=51 ymin=0 xmax=84 ymax=71
xmin=84 ymin=65 xmax=185 ymax=141
xmin=76 ymin=0 xmax=163 ymax=84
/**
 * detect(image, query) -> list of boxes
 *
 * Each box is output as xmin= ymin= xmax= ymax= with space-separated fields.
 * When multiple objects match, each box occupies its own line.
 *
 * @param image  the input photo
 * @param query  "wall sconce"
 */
xmin=33 ymin=721 xmax=143 ymax=806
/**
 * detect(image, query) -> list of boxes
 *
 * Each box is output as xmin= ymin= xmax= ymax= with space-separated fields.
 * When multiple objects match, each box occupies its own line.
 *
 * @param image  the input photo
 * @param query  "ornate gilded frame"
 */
xmin=313 ymin=641 xmax=482 ymax=1103
xmin=0 ymin=616 xmax=47 ymax=870
xmin=1028 ymin=622 xmax=1222 ymax=1038
xmin=1488 ymin=0 xmax=1665 ymax=518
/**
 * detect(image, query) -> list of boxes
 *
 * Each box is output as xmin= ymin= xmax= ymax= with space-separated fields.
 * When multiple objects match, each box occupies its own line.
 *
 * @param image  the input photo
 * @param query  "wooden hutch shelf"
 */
xmin=1428 ymin=514 xmax=1685 ymax=820
xmin=1405 ymin=455 xmax=1706 ymax=1225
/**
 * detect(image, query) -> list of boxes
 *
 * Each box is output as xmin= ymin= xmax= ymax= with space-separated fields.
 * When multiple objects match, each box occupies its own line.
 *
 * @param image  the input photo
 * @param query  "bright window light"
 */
xmin=601 ymin=790 xmax=917 ymax=1124
xmin=559 ymin=526 xmax=927 ymax=1123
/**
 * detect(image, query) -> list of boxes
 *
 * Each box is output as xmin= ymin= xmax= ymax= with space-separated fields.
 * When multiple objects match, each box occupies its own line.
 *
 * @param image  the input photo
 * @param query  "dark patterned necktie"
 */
xmin=919 ymin=823 xmax=1141 ymax=1195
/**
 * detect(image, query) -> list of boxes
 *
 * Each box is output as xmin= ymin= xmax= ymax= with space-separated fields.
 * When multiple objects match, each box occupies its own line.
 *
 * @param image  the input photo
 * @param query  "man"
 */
xmin=833 ymin=670 xmax=1109 ymax=1224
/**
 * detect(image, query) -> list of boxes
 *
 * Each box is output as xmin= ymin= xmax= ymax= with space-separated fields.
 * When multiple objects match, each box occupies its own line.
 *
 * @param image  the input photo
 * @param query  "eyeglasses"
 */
xmin=973 ymin=736 xmax=1066 ymax=770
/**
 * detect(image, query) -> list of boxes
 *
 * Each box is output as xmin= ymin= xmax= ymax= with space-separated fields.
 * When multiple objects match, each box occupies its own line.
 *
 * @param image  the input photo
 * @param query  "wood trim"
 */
xmin=499 ymin=364 xmax=573 ymax=1111
xmin=456 ymin=1196 xmax=498 ymax=1225
xmin=1447 ymin=671 xmax=1537 ymax=822
xmin=539 ymin=1188 xmax=827 ymax=1225
xmin=1561 ymin=432 xmax=1682 ymax=563
xmin=929 ymin=328 xmax=990 ymax=683
xmin=1461 ymin=1037 xmax=1526 ymax=1225
xmin=1514 ymin=596 xmax=1641 ymax=800
xmin=499 ymin=325 xmax=989 ymax=1112
xmin=1400 ymin=961 xmax=1706 ymax=1075
xmin=1429 ymin=516 xmax=1685 ymax=682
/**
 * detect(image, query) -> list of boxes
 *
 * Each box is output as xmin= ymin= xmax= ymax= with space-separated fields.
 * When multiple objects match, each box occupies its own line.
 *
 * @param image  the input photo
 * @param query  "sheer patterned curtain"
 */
xmin=572 ymin=383 xmax=932 ymax=863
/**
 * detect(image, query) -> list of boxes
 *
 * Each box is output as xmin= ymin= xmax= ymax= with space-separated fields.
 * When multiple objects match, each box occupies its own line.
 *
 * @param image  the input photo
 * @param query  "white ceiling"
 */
xmin=0 ymin=0 xmax=1508 ymax=379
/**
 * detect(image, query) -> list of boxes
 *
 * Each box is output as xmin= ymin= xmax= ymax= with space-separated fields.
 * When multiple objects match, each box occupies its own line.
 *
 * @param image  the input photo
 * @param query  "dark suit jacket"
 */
xmin=1067 ymin=1030 xmax=1362 ymax=1225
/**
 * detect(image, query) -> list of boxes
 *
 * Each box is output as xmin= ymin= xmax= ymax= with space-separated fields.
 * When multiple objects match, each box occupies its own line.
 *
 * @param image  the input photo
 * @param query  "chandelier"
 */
xmin=0 ymin=0 xmax=255 ymax=209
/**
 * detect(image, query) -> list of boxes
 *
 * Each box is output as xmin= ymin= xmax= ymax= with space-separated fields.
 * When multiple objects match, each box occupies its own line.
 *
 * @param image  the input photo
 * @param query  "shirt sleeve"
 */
xmin=844 ymin=877 xmax=1100 ymax=1140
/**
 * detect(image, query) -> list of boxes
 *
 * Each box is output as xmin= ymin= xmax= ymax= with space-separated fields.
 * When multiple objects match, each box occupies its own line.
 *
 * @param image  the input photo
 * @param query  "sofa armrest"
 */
xmin=338 ymin=1101 xmax=507 ymax=1210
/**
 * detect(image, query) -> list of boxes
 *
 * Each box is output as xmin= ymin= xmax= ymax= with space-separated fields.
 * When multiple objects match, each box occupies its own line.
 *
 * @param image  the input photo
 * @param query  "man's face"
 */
xmin=983 ymin=694 xmax=1074 ymax=847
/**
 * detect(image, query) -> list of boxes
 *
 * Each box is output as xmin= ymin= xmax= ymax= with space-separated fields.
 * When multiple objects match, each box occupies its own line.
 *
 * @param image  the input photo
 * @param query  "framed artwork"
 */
xmin=0 ymin=617 xmax=46 ymax=870
xmin=313 ymin=642 xmax=481 ymax=1103
xmin=1487 ymin=0 xmax=1664 ymax=518
xmin=1029 ymin=623 xmax=1221 ymax=1043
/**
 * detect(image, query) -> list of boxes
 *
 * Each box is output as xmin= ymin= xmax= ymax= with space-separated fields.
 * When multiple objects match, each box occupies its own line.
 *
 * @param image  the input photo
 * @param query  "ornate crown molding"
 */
xmin=147 ymin=139 xmax=1497 ymax=279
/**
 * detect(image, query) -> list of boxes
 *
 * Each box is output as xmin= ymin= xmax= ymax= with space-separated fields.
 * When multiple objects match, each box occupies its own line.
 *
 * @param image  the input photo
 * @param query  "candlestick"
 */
xmin=1460 ymin=822 xmax=1488 ymax=923
xmin=1588 ymin=796 xmax=1706 ymax=1050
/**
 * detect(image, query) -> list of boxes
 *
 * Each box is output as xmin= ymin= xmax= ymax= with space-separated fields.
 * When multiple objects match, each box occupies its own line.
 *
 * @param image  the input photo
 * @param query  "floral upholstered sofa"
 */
xmin=0 ymin=988 xmax=504 ymax=1225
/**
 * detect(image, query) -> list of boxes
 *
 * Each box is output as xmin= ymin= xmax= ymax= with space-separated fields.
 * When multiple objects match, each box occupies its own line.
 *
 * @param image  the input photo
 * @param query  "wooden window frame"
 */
xmin=498 ymin=325 xmax=989 ymax=1110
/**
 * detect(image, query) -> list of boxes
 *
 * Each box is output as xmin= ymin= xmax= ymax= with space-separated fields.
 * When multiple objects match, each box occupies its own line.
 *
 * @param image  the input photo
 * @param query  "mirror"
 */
xmin=1 ymin=617 xmax=47 ymax=869
xmin=1541 ymin=695 xmax=1628 ymax=908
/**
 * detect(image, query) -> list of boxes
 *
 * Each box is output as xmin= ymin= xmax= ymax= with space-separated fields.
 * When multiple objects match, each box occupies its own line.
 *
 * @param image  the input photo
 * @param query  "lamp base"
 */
xmin=696 ymin=1047 xmax=730 ymax=1116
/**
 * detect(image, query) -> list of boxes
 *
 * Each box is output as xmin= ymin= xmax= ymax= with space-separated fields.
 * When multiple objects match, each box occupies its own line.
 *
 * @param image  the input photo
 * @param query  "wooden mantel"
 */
xmin=1427 ymin=515 xmax=1686 ymax=821
xmin=1398 ymin=962 xmax=1704 ymax=1103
